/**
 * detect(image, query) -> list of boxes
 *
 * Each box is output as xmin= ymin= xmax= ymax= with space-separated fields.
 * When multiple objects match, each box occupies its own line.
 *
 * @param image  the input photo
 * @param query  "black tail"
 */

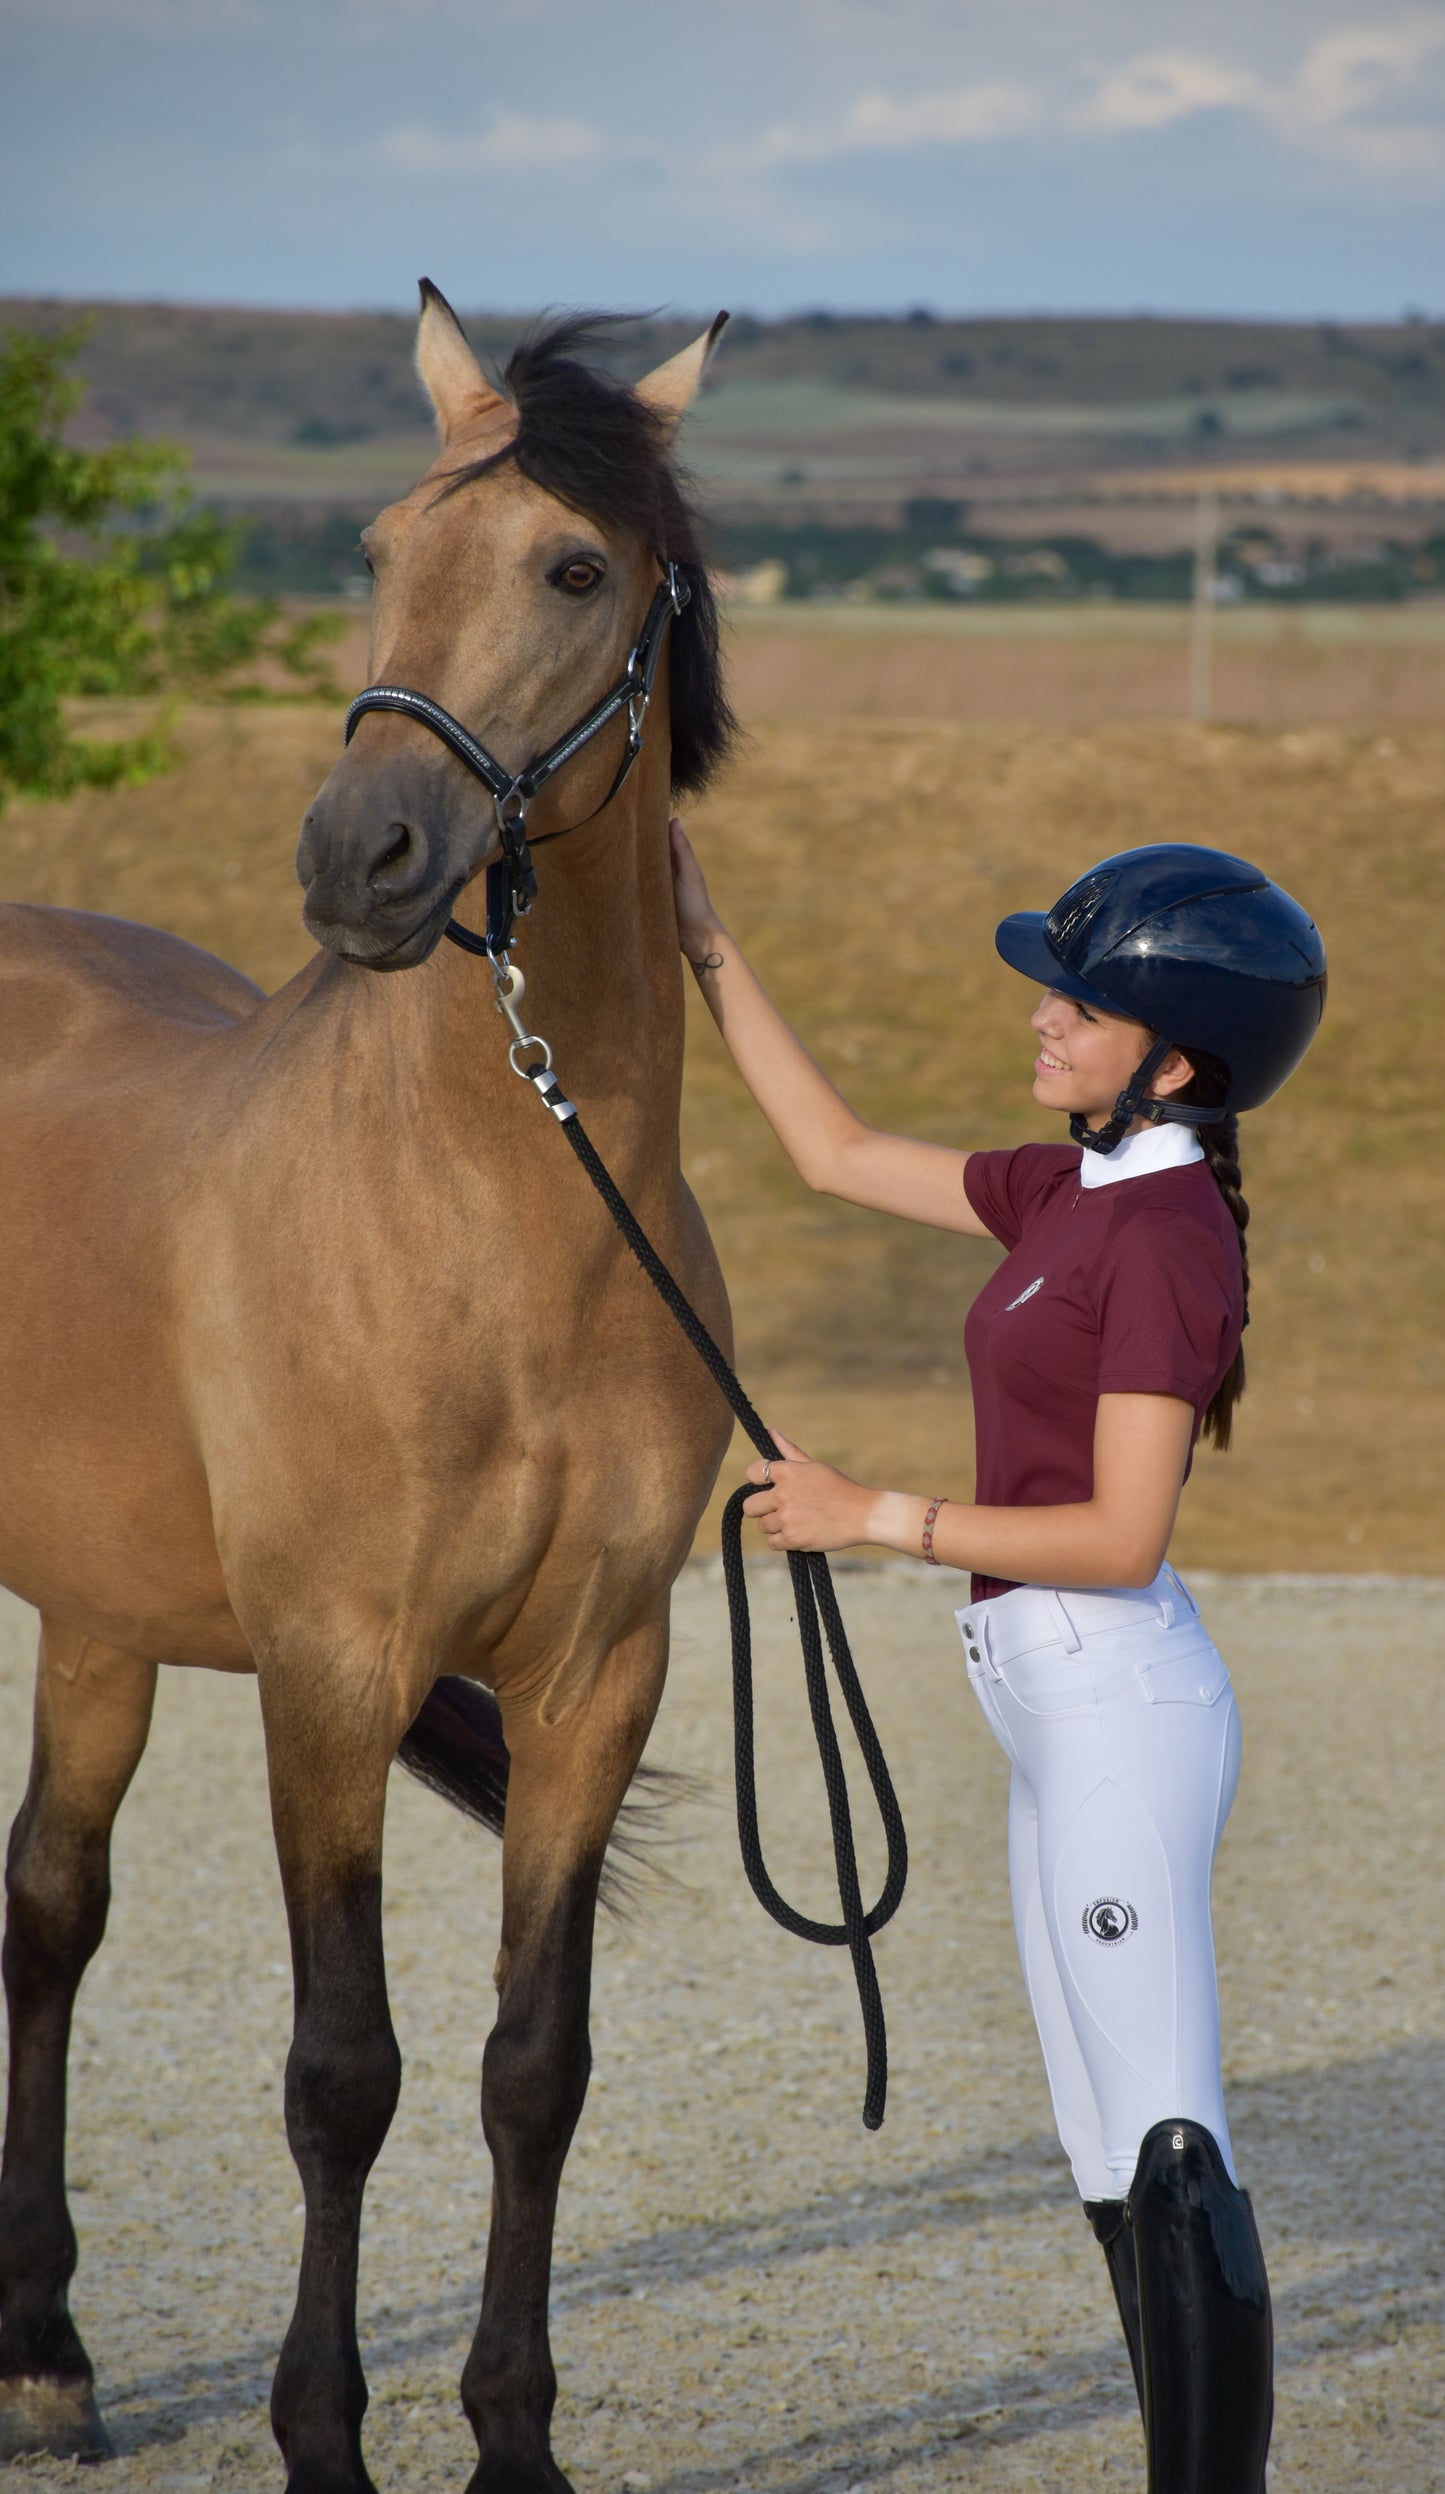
xmin=397 ymin=1674 xmax=509 ymax=1836
xmin=395 ymin=1674 xmax=696 ymax=1911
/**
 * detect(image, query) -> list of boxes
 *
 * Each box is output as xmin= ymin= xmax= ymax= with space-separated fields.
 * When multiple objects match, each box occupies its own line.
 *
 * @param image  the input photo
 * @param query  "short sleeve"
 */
xmin=1095 ymin=1206 xmax=1238 ymax=1404
xmin=965 ymin=1144 xmax=1078 ymax=1249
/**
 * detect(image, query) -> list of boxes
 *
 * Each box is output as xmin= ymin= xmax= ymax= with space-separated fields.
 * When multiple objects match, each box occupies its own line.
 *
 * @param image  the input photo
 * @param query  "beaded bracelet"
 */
xmin=921 ymin=1495 xmax=947 ymax=1565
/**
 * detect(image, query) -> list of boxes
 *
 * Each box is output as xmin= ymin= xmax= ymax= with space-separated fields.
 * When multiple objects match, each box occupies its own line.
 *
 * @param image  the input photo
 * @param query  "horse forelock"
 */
xmin=431 ymin=316 xmax=736 ymax=797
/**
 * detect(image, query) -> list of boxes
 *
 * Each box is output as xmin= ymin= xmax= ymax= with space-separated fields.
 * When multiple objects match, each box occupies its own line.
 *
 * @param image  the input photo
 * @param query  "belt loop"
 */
xmin=1047 ymin=1592 xmax=1082 ymax=1655
xmin=1165 ymin=1563 xmax=1199 ymax=1620
xmin=979 ymin=1615 xmax=1003 ymax=1679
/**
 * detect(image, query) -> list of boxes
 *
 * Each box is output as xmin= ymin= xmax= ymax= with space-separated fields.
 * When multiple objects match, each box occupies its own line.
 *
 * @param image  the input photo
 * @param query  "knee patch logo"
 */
xmin=1083 ymin=1897 xmax=1138 ymax=1944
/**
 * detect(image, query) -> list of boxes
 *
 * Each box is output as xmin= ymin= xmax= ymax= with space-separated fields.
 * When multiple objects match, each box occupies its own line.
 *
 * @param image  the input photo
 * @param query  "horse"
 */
xmin=0 ymin=283 xmax=739 ymax=2492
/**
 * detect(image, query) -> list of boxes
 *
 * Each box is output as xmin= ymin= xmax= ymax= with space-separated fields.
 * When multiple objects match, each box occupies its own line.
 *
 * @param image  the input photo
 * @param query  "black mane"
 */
xmin=440 ymin=316 xmax=736 ymax=795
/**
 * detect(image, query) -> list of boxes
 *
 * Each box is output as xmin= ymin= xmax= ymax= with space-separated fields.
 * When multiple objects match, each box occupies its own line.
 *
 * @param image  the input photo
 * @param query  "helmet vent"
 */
xmin=1047 ymin=867 xmax=1117 ymax=959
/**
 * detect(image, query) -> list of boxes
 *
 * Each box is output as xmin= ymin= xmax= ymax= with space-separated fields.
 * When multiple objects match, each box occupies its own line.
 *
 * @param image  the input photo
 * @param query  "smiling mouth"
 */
xmin=1035 ymin=1048 xmax=1071 ymax=1075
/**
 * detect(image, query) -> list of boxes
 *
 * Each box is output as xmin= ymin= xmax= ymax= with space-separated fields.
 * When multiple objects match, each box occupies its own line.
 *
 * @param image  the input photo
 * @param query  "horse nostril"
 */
xmin=368 ymin=823 xmax=414 ymax=886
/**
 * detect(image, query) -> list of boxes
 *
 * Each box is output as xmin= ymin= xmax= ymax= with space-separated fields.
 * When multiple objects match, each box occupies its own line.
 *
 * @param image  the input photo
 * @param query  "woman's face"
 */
xmin=1030 ymin=989 xmax=1190 ymax=1128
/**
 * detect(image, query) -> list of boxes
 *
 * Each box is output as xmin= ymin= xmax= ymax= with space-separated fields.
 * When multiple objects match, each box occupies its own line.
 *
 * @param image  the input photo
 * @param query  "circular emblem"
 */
xmin=1083 ymin=1897 xmax=1138 ymax=1945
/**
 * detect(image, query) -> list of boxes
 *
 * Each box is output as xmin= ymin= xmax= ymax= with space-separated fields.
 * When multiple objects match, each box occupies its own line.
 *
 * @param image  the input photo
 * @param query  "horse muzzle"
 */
xmin=297 ymin=753 xmax=489 ymax=970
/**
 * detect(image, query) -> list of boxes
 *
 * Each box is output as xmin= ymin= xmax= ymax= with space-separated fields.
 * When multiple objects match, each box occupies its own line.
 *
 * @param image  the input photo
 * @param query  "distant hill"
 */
xmin=4 ymin=296 xmax=1443 ymax=599
xmin=6 ymin=296 xmax=1443 ymax=473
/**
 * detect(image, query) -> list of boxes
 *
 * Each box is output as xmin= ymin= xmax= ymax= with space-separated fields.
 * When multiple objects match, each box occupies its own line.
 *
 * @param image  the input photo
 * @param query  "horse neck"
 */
xmin=377 ymin=738 xmax=684 ymax=1189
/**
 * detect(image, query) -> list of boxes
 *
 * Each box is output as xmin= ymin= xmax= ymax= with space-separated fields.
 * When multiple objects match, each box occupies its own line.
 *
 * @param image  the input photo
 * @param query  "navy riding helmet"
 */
xmin=995 ymin=844 xmax=1327 ymax=1152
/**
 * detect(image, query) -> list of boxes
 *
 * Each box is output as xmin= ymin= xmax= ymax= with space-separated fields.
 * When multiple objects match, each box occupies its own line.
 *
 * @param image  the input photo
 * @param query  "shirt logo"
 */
xmin=1003 ymin=1276 xmax=1045 ymax=1312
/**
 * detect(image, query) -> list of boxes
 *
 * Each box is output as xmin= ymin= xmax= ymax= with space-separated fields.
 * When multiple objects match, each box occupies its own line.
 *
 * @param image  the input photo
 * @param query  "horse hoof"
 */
xmin=0 ymin=2372 xmax=114 ymax=2461
xmin=464 ymin=2459 xmax=574 ymax=2494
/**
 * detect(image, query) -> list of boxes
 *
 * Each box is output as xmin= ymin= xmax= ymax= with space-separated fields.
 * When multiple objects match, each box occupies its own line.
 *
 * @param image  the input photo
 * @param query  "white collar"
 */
xmin=1078 ymin=1120 xmax=1205 ymax=1190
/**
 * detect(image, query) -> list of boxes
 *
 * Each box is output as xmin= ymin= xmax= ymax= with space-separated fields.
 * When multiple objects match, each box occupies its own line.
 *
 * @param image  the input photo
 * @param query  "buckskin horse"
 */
xmin=0 ymin=284 xmax=740 ymax=2491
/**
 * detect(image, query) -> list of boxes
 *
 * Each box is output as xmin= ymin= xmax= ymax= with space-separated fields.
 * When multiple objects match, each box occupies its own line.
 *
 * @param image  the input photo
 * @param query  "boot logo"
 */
xmin=1083 ymin=1896 xmax=1138 ymax=1944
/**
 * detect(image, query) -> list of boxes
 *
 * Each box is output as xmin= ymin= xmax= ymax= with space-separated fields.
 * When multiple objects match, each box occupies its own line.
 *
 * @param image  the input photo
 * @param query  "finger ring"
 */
xmin=761 ymin=1460 xmax=773 ymax=1487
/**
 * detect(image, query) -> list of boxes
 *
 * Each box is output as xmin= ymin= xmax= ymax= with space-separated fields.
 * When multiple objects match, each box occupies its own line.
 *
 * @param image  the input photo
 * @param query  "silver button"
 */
xmin=969 ymin=1647 xmax=981 ymax=1662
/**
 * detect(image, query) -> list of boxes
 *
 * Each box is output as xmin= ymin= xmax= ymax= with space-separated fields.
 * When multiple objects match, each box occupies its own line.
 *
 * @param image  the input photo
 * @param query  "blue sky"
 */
xmin=2 ymin=0 xmax=1443 ymax=317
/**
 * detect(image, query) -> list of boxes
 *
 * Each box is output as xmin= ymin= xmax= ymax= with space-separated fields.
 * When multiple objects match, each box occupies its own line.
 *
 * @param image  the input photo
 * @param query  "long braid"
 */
xmin=1166 ymin=1045 xmax=1249 ymax=1450
xmin=1197 ymin=1108 xmax=1249 ymax=1451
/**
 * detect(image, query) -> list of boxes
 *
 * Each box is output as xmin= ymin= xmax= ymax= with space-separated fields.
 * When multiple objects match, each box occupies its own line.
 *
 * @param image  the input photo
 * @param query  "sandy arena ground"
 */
xmin=0 ymin=1569 xmax=1441 ymax=2492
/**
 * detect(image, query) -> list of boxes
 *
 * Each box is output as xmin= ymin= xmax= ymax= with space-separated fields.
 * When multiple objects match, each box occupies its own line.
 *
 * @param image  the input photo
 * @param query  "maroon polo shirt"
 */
xmin=962 ymin=1143 xmax=1244 ymax=1603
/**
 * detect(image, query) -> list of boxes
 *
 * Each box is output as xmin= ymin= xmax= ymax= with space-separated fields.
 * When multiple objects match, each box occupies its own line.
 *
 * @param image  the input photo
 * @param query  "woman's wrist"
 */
xmin=683 ymin=919 xmax=729 ymax=976
xmin=865 ymin=1488 xmax=931 ymax=1555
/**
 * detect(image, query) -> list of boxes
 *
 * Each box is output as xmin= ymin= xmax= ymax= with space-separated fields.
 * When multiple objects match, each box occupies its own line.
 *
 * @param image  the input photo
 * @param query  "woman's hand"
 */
xmin=669 ymin=817 xmax=725 ymax=963
xmin=742 ymin=1430 xmax=879 ymax=1553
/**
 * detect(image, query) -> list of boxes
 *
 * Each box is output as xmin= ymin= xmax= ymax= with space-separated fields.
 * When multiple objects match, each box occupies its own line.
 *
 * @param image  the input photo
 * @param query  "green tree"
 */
xmin=0 ymin=323 xmax=340 ymax=808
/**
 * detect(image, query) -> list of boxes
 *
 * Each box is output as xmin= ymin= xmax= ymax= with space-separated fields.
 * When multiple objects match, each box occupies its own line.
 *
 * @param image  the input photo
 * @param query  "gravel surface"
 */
xmin=1 ymin=1570 xmax=1441 ymax=2492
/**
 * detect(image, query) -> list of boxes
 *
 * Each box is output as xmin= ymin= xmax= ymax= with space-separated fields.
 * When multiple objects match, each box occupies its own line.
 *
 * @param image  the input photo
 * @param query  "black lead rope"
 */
xmin=343 ymin=578 xmax=907 ymax=2124
xmin=521 ymin=1062 xmax=908 ymax=2131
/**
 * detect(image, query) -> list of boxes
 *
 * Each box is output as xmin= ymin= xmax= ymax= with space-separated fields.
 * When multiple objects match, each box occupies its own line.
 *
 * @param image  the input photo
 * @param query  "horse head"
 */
xmin=296 ymin=282 xmax=732 ymax=970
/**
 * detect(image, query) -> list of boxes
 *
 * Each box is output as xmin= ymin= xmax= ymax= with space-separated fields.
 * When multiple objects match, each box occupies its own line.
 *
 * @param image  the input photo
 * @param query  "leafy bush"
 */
xmin=0 ymin=323 xmax=339 ymax=809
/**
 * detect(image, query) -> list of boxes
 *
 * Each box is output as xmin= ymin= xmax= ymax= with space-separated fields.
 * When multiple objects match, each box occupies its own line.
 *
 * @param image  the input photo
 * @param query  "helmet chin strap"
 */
xmin=1070 ymin=1033 xmax=1217 ymax=1155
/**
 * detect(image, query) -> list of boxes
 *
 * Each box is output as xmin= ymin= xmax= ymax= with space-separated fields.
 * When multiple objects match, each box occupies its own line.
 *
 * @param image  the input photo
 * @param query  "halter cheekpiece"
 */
xmin=343 ymin=562 xmax=690 ymax=956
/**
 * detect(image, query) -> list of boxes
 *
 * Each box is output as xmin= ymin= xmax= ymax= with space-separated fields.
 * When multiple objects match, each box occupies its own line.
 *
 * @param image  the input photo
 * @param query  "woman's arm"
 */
xmin=744 ymin=1396 xmax=1195 ymax=1590
xmin=672 ymin=819 xmax=992 ymax=1239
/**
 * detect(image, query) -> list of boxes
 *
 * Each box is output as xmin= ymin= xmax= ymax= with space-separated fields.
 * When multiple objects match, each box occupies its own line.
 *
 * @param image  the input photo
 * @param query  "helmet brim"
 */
xmin=994 ymin=911 xmax=1135 ymax=1020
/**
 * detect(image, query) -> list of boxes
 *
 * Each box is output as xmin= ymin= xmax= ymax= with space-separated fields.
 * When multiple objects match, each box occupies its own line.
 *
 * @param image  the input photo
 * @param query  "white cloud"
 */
xmin=839 ymin=81 xmax=1039 ymax=148
xmin=1071 ymin=17 xmax=1445 ymax=180
xmin=1075 ymin=52 xmax=1258 ymax=134
xmin=1284 ymin=19 xmax=1445 ymax=173
xmin=373 ymin=13 xmax=1445 ymax=220
xmin=378 ymin=109 xmax=606 ymax=176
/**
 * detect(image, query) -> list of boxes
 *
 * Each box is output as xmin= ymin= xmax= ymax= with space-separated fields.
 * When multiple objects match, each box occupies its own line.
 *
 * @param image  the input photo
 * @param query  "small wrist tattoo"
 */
xmin=687 ymin=951 xmax=724 ymax=978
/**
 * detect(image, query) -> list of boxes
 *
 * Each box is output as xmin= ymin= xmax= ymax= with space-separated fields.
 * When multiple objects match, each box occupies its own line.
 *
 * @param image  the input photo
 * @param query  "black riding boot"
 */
xmin=1128 ymin=2117 xmax=1273 ymax=2494
xmin=1084 ymin=2196 xmax=1145 ymax=2414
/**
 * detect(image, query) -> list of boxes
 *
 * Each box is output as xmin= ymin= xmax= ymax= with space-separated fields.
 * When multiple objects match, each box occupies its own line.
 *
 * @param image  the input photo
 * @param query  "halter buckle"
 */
xmin=493 ymin=786 xmax=538 ymax=925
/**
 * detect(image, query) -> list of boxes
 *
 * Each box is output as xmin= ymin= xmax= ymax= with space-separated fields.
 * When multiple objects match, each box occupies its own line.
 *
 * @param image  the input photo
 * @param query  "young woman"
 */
xmin=670 ymin=828 xmax=1326 ymax=2494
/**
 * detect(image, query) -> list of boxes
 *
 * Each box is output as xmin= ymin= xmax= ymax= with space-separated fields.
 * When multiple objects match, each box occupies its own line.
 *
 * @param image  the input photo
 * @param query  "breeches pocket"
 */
xmin=1134 ymin=1629 xmax=1231 ymax=1708
xmin=989 ymin=1652 xmax=1099 ymax=1718
xmin=978 ymin=1621 xmax=1232 ymax=1722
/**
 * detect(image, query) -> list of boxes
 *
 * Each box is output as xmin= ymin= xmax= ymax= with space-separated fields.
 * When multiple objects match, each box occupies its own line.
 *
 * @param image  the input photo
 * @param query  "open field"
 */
xmin=1 ymin=1570 xmax=1441 ymax=2491
xmin=1 ymin=609 xmax=1440 ymax=1573
xmin=719 ymin=602 xmax=1445 ymax=730
xmin=306 ymin=596 xmax=1445 ymax=733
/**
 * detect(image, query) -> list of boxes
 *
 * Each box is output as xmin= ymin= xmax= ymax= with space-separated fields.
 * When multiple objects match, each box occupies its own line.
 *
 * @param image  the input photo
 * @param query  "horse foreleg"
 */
xmin=462 ymin=1620 xmax=668 ymax=2494
xmin=0 ymin=1622 xmax=157 ymax=2462
xmin=259 ymin=1659 xmax=408 ymax=2494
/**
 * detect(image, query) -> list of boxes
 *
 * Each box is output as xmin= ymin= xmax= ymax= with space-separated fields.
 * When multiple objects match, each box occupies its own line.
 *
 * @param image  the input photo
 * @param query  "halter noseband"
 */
xmin=343 ymin=562 xmax=690 ymax=956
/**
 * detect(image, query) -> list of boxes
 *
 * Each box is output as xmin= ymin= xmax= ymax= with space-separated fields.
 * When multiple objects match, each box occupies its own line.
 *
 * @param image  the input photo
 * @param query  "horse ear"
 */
xmin=634 ymin=312 xmax=729 ymax=427
xmin=415 ymin=278 xmax=509 ymax=440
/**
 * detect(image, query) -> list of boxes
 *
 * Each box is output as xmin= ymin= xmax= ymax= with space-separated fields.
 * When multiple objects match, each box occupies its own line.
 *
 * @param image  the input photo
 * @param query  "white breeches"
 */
xmin=957 ymin=1566 xmax=1241 ymax=2203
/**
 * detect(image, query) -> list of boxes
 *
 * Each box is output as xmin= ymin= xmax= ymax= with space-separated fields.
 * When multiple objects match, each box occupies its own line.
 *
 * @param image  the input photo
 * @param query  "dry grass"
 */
xmin=2 ymin=672 xmax=1441 ymax=1574
xmin=722 ymin=604 xmax=1445 ymax=729
xmin=316 ymin=599 xmax=1445 ymax=731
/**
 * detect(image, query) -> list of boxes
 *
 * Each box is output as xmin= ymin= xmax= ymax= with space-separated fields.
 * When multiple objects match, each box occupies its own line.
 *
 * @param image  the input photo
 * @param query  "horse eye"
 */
xmin=555 ymin=560 xmax=603 ymax=596
xmin=360 ymin=544 xmax=375 ymax=576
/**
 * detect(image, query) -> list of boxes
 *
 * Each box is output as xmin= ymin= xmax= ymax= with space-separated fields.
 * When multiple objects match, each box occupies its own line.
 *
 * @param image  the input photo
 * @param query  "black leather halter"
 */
xmin=343 ymin=563 xmax=690 ymax=955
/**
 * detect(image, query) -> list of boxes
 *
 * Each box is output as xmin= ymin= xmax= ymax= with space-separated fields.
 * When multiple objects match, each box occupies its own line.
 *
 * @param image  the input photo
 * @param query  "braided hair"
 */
xmin=1177 ymin=1047 xmax=1249 ymax=1451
